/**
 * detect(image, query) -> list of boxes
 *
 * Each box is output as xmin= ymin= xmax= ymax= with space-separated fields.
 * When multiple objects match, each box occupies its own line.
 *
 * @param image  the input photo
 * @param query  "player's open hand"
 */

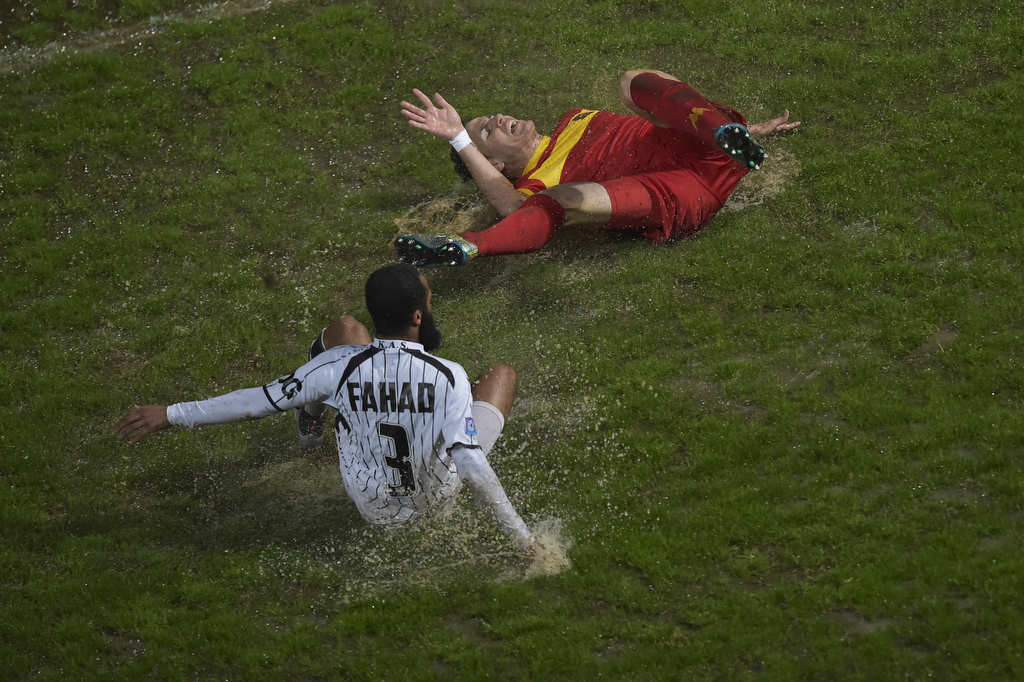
xmin=400 ymin=89 xmax=465 ymax=141
xmin=748 ymin=110 xmax=801 ymax=138
xmin=115 ymin=404 xmax=171 ymax=444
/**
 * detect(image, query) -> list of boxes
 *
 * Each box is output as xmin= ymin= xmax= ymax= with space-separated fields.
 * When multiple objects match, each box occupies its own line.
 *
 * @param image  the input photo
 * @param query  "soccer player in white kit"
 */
xmin=116 ymin=264 xmax=538 ymax=555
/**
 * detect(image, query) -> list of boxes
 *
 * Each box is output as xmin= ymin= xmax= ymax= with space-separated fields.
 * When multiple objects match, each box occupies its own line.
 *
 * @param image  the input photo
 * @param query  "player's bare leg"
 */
xmin=471 ymin=363 xmax=517 ymax=418
xmin=322 ymin=315 xmax=372 ymax=348
xmin=296 ymin=316 xmax=372 ymax=450
xmin=540 ymin=182 xmax=613 ymax=227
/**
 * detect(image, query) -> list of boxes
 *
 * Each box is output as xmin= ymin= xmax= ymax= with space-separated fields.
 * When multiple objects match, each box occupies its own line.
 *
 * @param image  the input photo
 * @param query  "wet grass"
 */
xmin=3 ymin=0 xmax=1024 ymax=679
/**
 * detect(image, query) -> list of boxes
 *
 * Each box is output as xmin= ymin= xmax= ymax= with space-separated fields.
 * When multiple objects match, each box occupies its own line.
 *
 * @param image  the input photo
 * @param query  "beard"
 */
xmin=419 ymin=309 xmax=443 ymax=352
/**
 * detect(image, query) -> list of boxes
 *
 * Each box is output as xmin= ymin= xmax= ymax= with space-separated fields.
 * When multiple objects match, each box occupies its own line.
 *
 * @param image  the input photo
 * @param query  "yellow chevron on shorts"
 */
xmin=689 ymin=107 xmax=710 ymax=130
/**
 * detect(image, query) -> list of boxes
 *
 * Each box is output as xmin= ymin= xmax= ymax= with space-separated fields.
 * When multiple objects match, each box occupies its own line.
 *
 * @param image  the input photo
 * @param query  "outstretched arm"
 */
xmin=116 ymin=383 xmax=306 ymax=445
xmin=400 ymin=88 xmax=465 ymax=140
xmin=748 ymin=110 xmax=801 ymax=138
xmin=400 ymin=89 xmax=527 ymax=217
xmin=116 ymin=405 xmax=171 ymax=444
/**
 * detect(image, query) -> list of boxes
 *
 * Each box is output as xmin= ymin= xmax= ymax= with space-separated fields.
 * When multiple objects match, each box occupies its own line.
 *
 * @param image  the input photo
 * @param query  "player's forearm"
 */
xmin=168 ymin=386 xmax=277 ymax=429
xmin=458 ymin=147 xmax=527 ymax=217
xmin=479 ymin=179 xmax=527 ymax=218
xmin=451 ymin=445 xmax=534 ymax=548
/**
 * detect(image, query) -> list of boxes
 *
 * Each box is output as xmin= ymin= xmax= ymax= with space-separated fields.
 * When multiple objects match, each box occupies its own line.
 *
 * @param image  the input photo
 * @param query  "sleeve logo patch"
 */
xmin=465 ymin=417 xmax=477 ymax=436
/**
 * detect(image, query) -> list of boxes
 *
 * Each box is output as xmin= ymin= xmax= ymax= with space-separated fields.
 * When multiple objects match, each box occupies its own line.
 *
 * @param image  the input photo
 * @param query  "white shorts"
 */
xmin=471 ymin=400 xmax=505 ymax=457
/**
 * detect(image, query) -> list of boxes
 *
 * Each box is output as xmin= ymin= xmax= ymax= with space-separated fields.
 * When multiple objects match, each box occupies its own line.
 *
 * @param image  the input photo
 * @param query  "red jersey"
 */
xmin=514 ymin=107 xmax=745 ymax=207
xmin=515 ymin=109 xmax=653 ymax=196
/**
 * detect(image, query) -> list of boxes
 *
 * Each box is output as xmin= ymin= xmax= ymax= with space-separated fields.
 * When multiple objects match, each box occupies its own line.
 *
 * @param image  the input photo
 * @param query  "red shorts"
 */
xmin=600 ymin=170 xmax=727 ymax=243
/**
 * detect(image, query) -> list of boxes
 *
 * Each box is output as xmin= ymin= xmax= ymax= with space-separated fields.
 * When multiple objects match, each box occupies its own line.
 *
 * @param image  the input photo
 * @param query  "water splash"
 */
xmin=720 ymin=146 xmax=802 ymax=213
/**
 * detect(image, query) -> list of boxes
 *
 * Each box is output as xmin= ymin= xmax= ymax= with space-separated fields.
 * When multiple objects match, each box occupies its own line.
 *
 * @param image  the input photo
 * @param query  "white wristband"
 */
xmin=449 ymin=129 xmax=472 ymax=152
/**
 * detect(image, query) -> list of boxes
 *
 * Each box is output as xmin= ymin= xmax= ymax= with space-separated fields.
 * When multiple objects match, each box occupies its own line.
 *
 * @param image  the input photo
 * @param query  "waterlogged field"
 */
xmin=2 ymin=0 xmax=1023 ymax=679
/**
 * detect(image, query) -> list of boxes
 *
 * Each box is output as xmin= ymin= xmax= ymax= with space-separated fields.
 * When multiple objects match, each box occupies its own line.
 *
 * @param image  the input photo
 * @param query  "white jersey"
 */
xmin=168 ymin=338 xmax=479 ymax=525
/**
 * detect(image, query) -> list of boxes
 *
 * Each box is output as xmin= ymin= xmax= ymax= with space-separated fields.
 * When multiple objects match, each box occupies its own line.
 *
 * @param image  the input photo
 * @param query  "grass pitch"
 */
xmin=2 ymin=0 xmax=1023 ymax=679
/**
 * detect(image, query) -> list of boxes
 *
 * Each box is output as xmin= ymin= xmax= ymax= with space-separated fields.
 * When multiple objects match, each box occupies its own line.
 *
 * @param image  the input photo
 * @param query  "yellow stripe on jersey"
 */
xmin=519 ymin=109 xmax=599 ymax=196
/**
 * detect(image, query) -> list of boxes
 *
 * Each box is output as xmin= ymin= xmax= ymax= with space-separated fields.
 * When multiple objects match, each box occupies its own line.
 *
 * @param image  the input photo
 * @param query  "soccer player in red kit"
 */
xmin=395 ymin=69 xmax=800 ymax=266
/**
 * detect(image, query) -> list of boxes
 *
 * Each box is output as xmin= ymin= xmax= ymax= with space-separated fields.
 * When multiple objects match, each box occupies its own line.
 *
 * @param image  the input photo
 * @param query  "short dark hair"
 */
xmin=364 ymin=263 xmax=428 ymax=335
xmin=449 ymin=116 xmax=475 ymax=182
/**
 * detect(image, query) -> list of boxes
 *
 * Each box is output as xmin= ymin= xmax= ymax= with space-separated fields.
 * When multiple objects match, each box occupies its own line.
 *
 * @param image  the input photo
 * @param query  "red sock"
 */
xmin=629 ymin=73 xmax=744 ymax=152
xmin=461 ymin=194 xmax=566 ymax=256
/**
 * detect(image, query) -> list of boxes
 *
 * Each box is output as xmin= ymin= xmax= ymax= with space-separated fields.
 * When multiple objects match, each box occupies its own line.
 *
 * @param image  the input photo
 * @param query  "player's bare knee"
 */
xmin=324 ymin=315 xmax=371 ymax=348
xmin=540 ymin=184 xmax=590 ymax=224
xmin=475 ymin=363 xmax=516 ymax=389
xmin=541 ymin=184 xmax=583 ymax=210
xmin=540 ymin=183 xmax=612 ymax=226
xmin=473 ymin=363 xmax=517 ymax=415
xmin=486 ymin=362 xmax=517 ymax=385
xmin=620 ymin=71 xmax=638 ymax=104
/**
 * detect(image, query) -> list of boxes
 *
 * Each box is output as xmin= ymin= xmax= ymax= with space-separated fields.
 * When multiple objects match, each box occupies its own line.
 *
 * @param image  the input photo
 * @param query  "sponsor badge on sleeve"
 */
xmin=465 ymin=417 xmax=477 ymax=436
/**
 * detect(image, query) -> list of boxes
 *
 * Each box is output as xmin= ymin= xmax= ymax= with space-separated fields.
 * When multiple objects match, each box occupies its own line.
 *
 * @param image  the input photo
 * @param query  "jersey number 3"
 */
xmin=378 ymin=422 xmax=416 ymax=495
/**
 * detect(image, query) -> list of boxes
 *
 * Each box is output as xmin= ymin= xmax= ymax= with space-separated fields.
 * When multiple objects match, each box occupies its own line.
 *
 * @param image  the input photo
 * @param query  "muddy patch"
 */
xmin=238 ymin=446 xmax=572 ymax=595
xmin=830 ymin=610 xmax=896 ymax=635
xmin=909 ymin=325 xmax=959 ymax=360
xmin=720 ymin=147 xmax=801 ymax=214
